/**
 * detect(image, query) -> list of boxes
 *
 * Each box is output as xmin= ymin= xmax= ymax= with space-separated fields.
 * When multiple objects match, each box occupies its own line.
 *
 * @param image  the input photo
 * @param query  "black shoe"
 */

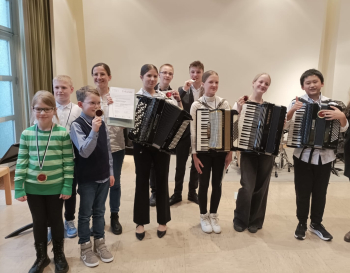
xmin=188 ymin=192 xmax=198 ymax=204
xmin=344 ymin=231 xmax=350 ymax=242
xmin=157 ymin=230 xmax=167 ymax=238
xmin=136 ymin=225 xmax=145 ymax=241
xmin=294 ymin=222 xmax=307 ymax=240
xmin=29 ymin=242 xmax=50 ymax=273
xmin=309 ymin=223 xmax=333 ymax=241
xmin=248 ymin=225 xmax=259 ymax=233
xmin=233 ymin=223 xmax=245 ymax=232
xmin=169 ymin=194 xmax=182 ymax=206
xmin=111 ymin=213 xmax=122 ymax=235
xmin=52 ymin=239 xmax=69 ymax=273
xmin=149 ymin=193 xmax=156 ymax=207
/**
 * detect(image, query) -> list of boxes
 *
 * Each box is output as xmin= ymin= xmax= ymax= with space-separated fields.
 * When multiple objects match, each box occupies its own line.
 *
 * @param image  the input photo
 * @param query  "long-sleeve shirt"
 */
xmin=70 ymin=112 xmax=114 ymax=182
xmin=285 ymin=93 xmax=349 ymax=165
xmin=190 ymin=95 xmax=231 ymax=154
xmin=54 ymin=102 xmax=82 ymax=133
xmin=14 ymin=124 xmax=74 ymax=198
xmin=136 ymin=88 xmax=177 ymax=106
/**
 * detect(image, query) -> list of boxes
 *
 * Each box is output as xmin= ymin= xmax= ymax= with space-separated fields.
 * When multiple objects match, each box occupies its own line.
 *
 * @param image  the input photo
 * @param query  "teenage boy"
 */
xmin=168 ymin=61 xmax=204 ymax=206
xmin=149 ymin=64 xmax=181 ymax=206
xmin=286 ymin=69 xmax=348 ymax=241
xmin=50 ymin=75 xmax=82 ymax=241
xmin=70 ymin=86 xmax=115 ymax=267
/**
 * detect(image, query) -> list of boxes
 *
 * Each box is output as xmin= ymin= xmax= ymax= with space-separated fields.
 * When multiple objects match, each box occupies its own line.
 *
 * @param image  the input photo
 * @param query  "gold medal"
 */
xmin=37 ymin=173 xmax=47 ymax=182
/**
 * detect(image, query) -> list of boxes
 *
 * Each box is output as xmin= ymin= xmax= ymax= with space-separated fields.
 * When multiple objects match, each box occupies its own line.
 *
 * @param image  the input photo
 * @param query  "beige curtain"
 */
xmin=23 ymin=0 xmax=53 ymax=93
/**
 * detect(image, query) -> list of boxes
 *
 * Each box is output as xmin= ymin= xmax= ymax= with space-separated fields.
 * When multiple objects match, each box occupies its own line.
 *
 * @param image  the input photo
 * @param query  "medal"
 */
xmin=95 ymin=109 xmax=104 ymax=117
xmin=36 ymin=124 xmax=53 ymax=182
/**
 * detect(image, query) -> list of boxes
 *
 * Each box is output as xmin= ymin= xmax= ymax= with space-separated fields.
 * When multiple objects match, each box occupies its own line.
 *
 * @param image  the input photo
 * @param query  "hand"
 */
xmin=236 ymin=96 xmax=247 ymax=114
xmin=171 ymin=90 xmax=181 ymax=102
xmin=16 ymin=196 xmax=27 ymax=202
xmin=193 ymin=154 xmax=204 ymax=174
xmin=291 ymin=96 xmax=303 ymax=112
xmin=92 ymin=116 xmax=102 ymax=132
xmin=183 ymin=79 xmax=193 ymax=92
xmin=106 ymin=94 xmax=113 ymax=105
xmin=322 ymin=106 xmax=346 ymax=120
xmin=59 ymin=194 xmax=71 ymax=200
xmin=109 ymin=176 xmax=115 ymax=187
xmin=225 ymin=152 xmax=233 ymax=169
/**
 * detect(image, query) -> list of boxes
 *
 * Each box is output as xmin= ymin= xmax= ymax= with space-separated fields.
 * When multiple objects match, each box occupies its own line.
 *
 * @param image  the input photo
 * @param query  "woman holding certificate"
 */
xmin=91 ymin=63 xmax=125 ymax=235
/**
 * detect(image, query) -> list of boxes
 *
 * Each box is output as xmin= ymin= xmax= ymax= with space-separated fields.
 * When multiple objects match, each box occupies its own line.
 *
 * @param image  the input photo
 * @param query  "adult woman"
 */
xmin=133 ymin=64 xmax=181 ymax=240
xmin=191 ymin=70 xmax=232 ymax=234
xmin=233 ymin=73 xmax=274 ymax=233
xmin=91 ymin=63 xmax=125 ymax=235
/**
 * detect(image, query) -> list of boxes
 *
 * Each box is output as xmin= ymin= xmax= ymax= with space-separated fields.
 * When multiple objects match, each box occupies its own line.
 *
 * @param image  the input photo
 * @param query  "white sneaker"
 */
xmin=209 ymin=213 xmax=221 ymax=234
xmin=200 ymin=213 xmax=213 ymax=233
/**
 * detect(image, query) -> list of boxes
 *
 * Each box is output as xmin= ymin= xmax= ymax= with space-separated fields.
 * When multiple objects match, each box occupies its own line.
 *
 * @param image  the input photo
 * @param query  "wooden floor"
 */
xmin=1 ymin=155 xmax=350 ymax=273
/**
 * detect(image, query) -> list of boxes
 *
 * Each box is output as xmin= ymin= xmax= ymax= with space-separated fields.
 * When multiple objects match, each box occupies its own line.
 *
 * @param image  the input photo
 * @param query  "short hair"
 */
xmin=31 ymin=90 xmax=58 ymax=124
xmin=91 ymin=63 xmax=111 ymax=76
xmin=300 ymin=69 xmax=324 ymax=86
xmin=252 ymin=73 xmax=271 ymax=84
xmin=76 ymin=86 xmax=100 ymax=102
xmin=53 ymin=75 xmax=73 ymax=87
xmin=189 ymin=61 xmax=204 ymax=71
xmin=159 ymin=63 xmax=174 ymax=72
xmin=140 ymin=64 xmax=158 ymax=77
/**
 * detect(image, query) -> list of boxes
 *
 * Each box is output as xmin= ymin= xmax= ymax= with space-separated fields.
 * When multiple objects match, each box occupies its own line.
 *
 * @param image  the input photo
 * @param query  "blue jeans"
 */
xmin=110 ymin=149 xmax=125 ymax=213
xmin=77 ymin=179 xmax=109 ymax=244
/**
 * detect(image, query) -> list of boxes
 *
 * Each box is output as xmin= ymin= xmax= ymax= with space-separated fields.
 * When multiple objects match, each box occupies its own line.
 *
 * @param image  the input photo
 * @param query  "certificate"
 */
xmin=107 ymin=87 xmax=136 ymax=128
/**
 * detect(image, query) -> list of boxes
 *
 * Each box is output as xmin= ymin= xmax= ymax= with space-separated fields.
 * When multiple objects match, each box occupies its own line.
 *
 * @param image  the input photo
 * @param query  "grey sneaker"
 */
xmin=94 ymin=238 xmax=114 ymax=263
xmin=81 ymin=241 xmax=99 ymax=267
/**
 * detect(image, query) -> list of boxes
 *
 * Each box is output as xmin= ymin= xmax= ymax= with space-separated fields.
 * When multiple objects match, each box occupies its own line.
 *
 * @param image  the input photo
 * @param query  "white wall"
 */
xmin=81 ymin=0 xmax=326 ymax=107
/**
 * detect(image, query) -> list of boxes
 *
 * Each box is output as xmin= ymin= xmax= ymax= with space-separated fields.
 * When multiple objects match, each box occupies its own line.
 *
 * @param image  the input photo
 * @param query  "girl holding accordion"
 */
xmin=191 ymin=70 xmax=232 ymax=234
xmin=233 ymin=73 xmax=274 ymax=234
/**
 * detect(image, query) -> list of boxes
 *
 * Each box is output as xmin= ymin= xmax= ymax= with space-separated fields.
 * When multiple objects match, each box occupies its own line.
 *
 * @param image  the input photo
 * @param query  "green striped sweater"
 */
xmin=14 ymin=124 xmax=74 ymax=199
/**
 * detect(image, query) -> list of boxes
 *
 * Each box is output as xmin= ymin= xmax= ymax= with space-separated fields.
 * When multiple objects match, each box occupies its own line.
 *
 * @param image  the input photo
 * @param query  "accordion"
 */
xmin=287 ymin=100 xmax=342 ymax=149
xmin=128 ymin=96 xmax=192 ymax=154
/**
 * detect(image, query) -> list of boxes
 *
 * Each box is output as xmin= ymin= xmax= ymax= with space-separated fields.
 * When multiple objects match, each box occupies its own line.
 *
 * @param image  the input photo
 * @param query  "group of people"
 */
xmin=13 ymin=60 xmax=350 ymax=273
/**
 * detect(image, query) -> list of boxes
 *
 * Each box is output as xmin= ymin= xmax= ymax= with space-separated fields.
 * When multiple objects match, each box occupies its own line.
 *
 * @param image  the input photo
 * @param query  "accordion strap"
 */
xmin=197 ymin=98 xmax=226 ymax=110
xmin=299 ymin=146 xmax=315 ymax=164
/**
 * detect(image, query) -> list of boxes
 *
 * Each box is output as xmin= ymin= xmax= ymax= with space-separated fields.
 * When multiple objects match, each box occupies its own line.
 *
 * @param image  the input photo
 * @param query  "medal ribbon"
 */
xmin=36 ymin=124 xmax=54 ymax=170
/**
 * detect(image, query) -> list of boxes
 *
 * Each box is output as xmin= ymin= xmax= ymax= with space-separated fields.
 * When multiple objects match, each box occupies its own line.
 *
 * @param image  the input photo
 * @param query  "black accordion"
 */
xmin=128 ymin=96 xmax=192 ymax=154
xmin=237 ymin=102 xmax=286 ymax=156
xmin=287 ymin=100 xmax=342 ymax=149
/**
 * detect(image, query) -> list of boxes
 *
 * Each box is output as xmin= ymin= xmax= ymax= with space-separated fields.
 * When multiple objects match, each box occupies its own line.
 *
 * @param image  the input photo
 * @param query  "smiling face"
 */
xmin=252 ymin=74 xmax=271 ymax=95
xmin=92 ymin=66 xmax=111 ymax=90
xmin=203 ymin=74 xmax=219 ymax=97
xmin=53 ymin=79 xmax=74 ymax=105
xmin=78 ymin=93 xmax=101 ymax=118
xmin=301 ymin=75 xmax=324 ymax=99
xmin=189 ymin=66 xmax=204 ymax=84
xmin=33 ymin=100 xmax=56 ymax=126
xmin=140 ymin=68 xmax=158 ymax=90
xmin=159 ymin=65 xmax=174 ymax=87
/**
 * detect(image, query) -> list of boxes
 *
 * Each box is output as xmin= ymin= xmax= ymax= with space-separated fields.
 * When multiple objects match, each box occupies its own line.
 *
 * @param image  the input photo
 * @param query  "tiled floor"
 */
xmin=1 ymin=153 xmax=350 ymax=273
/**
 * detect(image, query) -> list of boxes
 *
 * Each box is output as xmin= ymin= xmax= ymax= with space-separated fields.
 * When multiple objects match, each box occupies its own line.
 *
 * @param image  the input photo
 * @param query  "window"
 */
xmin=0 ymin=0 xmax=22 ymax=158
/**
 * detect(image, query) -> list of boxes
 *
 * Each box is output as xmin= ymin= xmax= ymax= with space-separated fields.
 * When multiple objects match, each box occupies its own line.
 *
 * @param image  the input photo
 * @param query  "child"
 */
xmin=15 ymin=91 xmax=73 ymax=273
xmin=233 ymin=73 xmax=275 ymax=234
xmin=52 ymin=75 xmax=82 ymax=239
xmin=286 ymin=69 xmax=348 ymax=241
xmin=70 ymin=86 xmax=115 ymax=267
xmin=190 ymin=70 xmax=232 ymax=234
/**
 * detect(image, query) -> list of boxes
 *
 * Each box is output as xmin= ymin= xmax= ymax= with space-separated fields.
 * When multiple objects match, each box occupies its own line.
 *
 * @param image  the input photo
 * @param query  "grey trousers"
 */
xmin=234 ymin=152 xmax=274 ymax=229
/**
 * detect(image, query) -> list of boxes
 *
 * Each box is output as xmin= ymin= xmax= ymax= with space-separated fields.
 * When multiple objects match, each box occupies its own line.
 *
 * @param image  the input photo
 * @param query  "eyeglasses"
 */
xmin=160 ymin=71 xmax=174 ymax=76
xmin=33 ymin=107 xmax=54 ymax=113
xmin=83 ymin=101 xmax=101 ymax=106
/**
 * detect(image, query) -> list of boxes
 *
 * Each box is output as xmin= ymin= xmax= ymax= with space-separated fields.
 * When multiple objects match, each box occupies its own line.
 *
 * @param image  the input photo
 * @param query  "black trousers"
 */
xmin=234 ymin=152 xmax=274 ymax=229
xmin=150 ymin=162 xmax=156 ymax=194
xmin=197 ymin=151 xmax=226 ymax=214
xmin=293 ymin=156 xmax=332 ymax=224
xmin=27 ymin=194 xmax=64 ymax=243
xmin=174 ymin=133 xmax=199 ymax=196
xmin=64 ymin=177 xmax=77 ymax=221
xmin=133 ymin=142 xmax=171 ymax=225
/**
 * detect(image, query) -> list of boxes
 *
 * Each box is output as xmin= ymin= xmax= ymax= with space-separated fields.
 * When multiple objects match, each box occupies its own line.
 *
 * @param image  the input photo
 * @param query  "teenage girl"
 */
xmin=15 ymin=91 xmax=73 ymax=273
xmin=191 ymin=70 xmax=232 ymax=234
xmin=233 ymin=73 xmax=274 ymax=234
xmin=91 ymin=63 xmax=125 ymax=235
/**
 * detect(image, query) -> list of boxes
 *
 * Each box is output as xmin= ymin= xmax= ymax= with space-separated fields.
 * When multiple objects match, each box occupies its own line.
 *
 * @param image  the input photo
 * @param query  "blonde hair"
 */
xmin=53 ymin=75 xmax=73 ymax=87
xmin=199 ymin=70 xmax=219 ymax=97
xmin=31 ymin=90 xmax=58 ymax=124
xmin=76 ymin=85 xmax=100 ymax=102
xmin=252 ymin=73 xmax=271 ymax=84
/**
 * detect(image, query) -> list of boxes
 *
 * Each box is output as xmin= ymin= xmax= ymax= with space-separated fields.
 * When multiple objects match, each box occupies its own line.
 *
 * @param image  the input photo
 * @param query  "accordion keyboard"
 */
xmin=286 ymin=104 xmax=306 ymax=148
xmin=196 ymin=109 xmax=210 ymax=152
xmin=238 ymin=103 xmax=260 ymax=150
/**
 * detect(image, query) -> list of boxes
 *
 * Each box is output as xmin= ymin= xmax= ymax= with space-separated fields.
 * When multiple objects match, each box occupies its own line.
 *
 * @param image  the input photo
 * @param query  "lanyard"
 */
xmin=36 ymin=124 xmax=54 ymax=170
xmin=65 ymin=102 xmax=73 ymax=128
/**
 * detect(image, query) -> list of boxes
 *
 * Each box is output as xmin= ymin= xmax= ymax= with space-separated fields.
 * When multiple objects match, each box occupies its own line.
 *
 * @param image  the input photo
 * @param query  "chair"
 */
xmin=0 ymin=166 xmax=12 ymax=205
